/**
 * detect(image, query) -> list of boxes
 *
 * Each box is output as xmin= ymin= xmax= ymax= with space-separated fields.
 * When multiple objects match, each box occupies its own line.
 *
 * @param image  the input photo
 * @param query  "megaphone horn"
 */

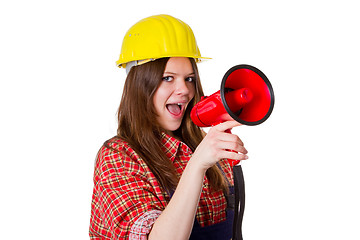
xmin=191 ymin=64 xmax=275 ymax=127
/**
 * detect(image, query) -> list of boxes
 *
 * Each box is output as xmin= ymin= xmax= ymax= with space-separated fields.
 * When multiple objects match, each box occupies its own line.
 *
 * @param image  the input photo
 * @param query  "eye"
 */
xmin=162 ymin=76 xmax=173 ymax=82
xmin=186 ymin=76 xmax=195 ymax=82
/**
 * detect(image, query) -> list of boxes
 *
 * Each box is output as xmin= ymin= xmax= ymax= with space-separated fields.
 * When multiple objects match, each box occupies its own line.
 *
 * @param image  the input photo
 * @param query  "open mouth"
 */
xmin=166 ymin=103 xmax=184 ymax=116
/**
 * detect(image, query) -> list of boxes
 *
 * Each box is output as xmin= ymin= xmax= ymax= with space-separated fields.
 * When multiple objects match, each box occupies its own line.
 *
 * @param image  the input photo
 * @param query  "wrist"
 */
xmin=187 ymin=155 xmax=208 ymax=175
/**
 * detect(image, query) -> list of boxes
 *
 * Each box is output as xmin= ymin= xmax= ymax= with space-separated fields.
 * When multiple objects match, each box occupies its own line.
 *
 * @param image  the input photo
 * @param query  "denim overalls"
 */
xmin=189 ymin=186 xmax=235 ymax=240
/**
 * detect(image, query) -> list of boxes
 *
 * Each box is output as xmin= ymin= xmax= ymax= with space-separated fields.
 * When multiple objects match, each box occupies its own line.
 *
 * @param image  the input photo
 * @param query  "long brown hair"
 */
xmin=112 ymin=57 xmax=227 ymax=192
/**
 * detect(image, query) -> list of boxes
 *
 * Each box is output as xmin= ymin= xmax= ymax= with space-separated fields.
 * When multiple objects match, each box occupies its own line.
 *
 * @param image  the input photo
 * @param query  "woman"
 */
xmin=89 ymin=14 xmax=248 ymax=240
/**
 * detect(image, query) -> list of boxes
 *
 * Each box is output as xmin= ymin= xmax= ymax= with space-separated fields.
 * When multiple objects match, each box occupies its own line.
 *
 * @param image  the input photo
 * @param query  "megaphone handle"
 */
xmin=233 ymin=164 xmax=245 ymax=240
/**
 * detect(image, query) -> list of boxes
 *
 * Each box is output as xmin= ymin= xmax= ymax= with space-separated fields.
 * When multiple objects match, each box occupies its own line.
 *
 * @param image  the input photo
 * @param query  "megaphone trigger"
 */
xmin=228 ymin=159 xmax=241 ymax=166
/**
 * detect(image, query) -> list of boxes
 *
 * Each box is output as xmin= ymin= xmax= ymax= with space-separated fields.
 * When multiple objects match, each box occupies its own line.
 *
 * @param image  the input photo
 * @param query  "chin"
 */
xmin=168 ymin=125 xmax=181 ymax=132
xmin=165 ymin=122 xmax=182 ymax=132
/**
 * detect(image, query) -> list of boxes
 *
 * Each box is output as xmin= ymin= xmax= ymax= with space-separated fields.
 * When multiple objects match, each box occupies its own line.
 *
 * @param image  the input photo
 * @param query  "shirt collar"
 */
xmin=160 ymin=132 xmax=182 ymax=163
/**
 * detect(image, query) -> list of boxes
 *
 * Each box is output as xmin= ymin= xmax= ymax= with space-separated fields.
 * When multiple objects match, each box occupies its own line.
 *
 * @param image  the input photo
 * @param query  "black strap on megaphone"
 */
xmin=232 ymin=164 xmax=245 ymax=240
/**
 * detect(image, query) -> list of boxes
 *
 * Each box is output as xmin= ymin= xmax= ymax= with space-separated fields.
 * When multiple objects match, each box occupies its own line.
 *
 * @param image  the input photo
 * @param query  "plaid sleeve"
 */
xmin=90 ymin=141 xmax=167 ymax=239
xmin=129 ymin=210 xmax=162 ymax=240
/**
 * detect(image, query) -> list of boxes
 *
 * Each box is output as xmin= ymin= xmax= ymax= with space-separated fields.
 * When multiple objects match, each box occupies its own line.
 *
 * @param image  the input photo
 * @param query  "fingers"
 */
xmin=216 ymin=141 xmax=248 ymax=155
xmin=209 ymin=121 xmax=244 ymax=148
xmin=221 ymin=151 xmax=248 ymax=161
xmin=207 ymin=121 xmax=248 ymax=160
xmin=216 ymin=131 xmax=244 ymax=147
xmin=214 ymin=147 xmax=248 ymax=161
xmin=215 ymin=139 xmax=248 ymax=161
xmin=192 ymin=120 xmax=248 ymax=170
xmin=214 ymin=120 xmax=242 ymax=132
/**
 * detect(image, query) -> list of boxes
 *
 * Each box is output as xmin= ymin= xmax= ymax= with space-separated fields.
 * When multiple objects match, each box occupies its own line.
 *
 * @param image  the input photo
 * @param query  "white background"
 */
xmin=1 ymin=0 xmax=359 ymax=239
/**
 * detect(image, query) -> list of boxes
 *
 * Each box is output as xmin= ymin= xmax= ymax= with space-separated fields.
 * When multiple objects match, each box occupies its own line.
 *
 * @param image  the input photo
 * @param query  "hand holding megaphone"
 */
xmin=190 ymin=120 xmax=247 ymax=171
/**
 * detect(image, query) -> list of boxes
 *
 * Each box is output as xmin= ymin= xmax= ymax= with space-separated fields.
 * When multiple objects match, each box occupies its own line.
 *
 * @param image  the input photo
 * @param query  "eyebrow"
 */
xmin=163 ymin=71 xmax=195 ymax=76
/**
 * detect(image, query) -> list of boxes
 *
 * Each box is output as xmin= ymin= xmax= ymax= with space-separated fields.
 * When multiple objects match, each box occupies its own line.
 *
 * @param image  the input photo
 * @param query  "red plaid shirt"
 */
xmin=89 ymin=132 xmax=234 ymax=239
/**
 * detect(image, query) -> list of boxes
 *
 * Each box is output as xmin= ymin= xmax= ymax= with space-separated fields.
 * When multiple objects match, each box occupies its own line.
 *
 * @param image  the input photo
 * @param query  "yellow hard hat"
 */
xmin=116 ymin=14 xmax=210 ymax=68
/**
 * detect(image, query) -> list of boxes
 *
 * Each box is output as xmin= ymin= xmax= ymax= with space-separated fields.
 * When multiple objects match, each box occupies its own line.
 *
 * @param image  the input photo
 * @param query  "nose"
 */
xmin=174 ymin=78 xmax=191 ymax=95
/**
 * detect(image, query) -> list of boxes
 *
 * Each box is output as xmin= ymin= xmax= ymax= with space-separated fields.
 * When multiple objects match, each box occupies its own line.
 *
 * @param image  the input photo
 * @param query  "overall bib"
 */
xmin=189 ymin=186 xmax=235 ymax=240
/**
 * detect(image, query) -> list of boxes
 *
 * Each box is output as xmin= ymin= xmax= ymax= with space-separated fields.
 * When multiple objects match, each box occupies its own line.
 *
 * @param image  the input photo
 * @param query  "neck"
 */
xmin=165 ymin=130 xmax=183 ymax=142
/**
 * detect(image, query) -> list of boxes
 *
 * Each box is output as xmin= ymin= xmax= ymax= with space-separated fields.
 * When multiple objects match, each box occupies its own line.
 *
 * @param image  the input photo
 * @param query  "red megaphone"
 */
xmin=191 ymin=64 xmax=274 ymax=126
xmin=190 ymin=64 xmax=275 ymax=165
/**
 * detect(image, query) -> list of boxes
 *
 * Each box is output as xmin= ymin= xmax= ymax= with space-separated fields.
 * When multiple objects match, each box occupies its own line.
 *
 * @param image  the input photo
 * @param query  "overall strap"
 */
xmin=232 ymin=165 xmax=245 ymax=240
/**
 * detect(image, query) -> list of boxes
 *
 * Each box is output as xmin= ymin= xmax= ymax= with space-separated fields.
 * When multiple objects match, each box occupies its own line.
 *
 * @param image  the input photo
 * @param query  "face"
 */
xmin=153 ymin=57 xmax=196 ymax=136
